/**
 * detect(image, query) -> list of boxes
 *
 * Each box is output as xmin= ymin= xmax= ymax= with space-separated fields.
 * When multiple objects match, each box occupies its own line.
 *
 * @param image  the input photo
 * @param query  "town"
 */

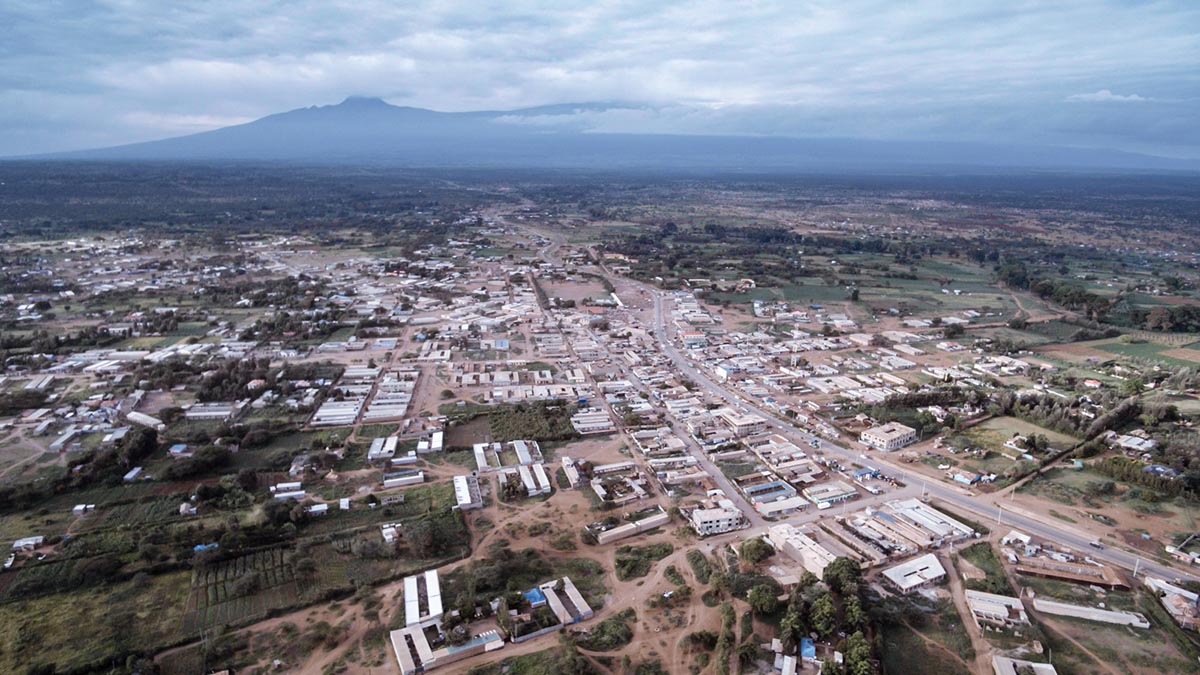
xmin=1 ymin=168 xmax=1199 ymax=675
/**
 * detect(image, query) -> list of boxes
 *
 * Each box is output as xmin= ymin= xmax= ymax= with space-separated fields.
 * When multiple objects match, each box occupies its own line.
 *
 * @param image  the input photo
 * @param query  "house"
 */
xmin=1145 ymin=576 xmax=1200 ymax=630
xmin=12 ymin=536 xmax=44 ymax=551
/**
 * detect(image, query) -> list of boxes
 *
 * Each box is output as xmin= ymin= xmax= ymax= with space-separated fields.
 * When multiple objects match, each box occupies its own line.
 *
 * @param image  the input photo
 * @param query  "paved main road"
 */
xmin=644 ymin=288 xmax=1198 ymax=584
xmin=520 ymin=221 xmax=1197 ymax=584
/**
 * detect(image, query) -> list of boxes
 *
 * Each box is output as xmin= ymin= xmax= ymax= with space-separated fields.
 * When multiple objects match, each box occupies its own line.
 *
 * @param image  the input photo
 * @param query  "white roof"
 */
xmin=882 ymin=553 xmax=946 ymax=591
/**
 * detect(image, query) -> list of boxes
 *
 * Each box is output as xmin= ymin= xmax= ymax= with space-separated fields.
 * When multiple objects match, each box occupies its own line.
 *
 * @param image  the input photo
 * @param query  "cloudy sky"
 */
xmin=2 ymin=0 xmax=1198 ymax=157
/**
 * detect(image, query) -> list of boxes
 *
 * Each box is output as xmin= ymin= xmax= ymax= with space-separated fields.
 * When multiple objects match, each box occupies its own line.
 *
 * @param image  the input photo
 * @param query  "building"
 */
xmin=12 ymin=535 xmax=44 ymax=551
xmin=801 ymin=480 xmax=858 ymax=507
xmin=965 ymin=590 xmax=1028 ymax=627
xmin=881 ymin=553 xmax=946 ymax=593
xmin=860 ymin=422 xmax=917 ymax=451
xmin=768 ymin=524 xmax=839 ymax=577
xmin=686 ymin=502 xmax=747 ymax=536
xmin=717 ymin=409 xmax=767 ymax=437
xmin=539 ymin=576 xmax=595 ymax=624
xmin=1144 ymin=577 xmax=1200 ymax=630
xmin=390 ymin=624 xmax=505 ymax=675
xmin=403 ymin=570 xmax=444 ymax=628
xmin=991 ymin=656 xmax=1058 ymax=675
xmin=1030 ymin=598 xmax=1149 ymax=628
xmin=453 ymin=475 xmax=484 ymax=510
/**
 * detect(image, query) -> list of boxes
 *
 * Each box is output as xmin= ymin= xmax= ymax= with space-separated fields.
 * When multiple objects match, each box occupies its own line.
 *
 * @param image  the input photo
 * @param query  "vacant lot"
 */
xmin=960 ymin=416 xmax=1078 ymax=452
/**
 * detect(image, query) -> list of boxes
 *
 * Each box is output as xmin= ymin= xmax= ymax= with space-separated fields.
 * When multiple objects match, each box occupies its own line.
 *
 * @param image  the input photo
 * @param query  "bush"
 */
xmin=577 ymin=612 xmax=635 ymax=651
xmin=686 ymin=550 xmax=712 ymax=584
xmin=614 ymin=543 xmax=673 ymax=581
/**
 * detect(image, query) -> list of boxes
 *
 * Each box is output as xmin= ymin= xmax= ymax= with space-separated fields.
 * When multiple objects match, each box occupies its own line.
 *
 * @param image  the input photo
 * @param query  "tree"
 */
xmin=739 ymin=537 xmax=774 ymax=565
xmin=843 ymin=595 xmax=865 ymax=632
xmin=236 ymin=468 xmax=259 ymax=491
xmin=747 ymin=585 xmax=779 ymax=616
xmin=736 ymin=641 xmax=760 ymax=665
xmin=798 ymin=571 xmax=819 ymax=590
xmin=780 ymin=608 xmax=803 ymax=651
xmin=822 ymin=557 xmax=862 ymax=595
xmin=810 ymin=592 xmax=837 ymax=638
xmin=843 ymin=631 xmax=873 ymax=675
xmin=1120 ymin=376 xmax=1145 ymax=397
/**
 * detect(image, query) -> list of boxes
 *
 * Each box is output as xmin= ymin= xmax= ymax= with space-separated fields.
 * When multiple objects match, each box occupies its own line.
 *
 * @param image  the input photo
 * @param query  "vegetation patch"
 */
xmin=614 ymin=542 xmax=674 ymax=581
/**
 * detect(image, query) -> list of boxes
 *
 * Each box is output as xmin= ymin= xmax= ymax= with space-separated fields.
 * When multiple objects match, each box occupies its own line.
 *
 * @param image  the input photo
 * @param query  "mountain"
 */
xmin=28 ymin=97 xmax=1200 ymax=172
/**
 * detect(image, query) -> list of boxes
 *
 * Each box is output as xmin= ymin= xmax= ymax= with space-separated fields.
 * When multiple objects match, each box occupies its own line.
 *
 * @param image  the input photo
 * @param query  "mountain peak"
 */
xmin=336 ymin=96 xmax=391 ymax=108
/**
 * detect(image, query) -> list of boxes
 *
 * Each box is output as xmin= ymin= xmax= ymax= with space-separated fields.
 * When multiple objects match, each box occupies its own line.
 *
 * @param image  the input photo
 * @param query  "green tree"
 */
xmin=843 ymin=631 xmax=873 ymax=675
xmin=811 ymin=592 xmax=836 ymax=637
xmin=738 ymin=537 xmax=774 ymax=565
xmin=780 ymin=608 xmax=803 ymax=651
xmin=736 ymin=641 xmax=759 ymax=665
xmin=1120 ymin=376 xmax=1145 ymax=397
xmin=747 ymin=584 xmax=779 ymax=616
xmin=822 ymin=557 xmax=862 ymax=595
xmin=845 ymin=595 xmax=866 ymax=630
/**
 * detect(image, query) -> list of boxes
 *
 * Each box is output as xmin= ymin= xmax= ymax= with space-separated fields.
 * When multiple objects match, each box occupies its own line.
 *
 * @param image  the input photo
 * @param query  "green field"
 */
xmin=1095 ymin=340 xmax=1200 ymax=368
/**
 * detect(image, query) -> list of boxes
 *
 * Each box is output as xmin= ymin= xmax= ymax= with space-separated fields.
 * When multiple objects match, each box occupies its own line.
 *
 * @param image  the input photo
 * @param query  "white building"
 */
xmin=860 ymin=422 xmax=917 ymax=451
xmin=403 ymin=570 xmax=444 ymax=628
xmin=965 ymin=590 xmax=1028 ymax=627
xmin=767 ymin=524 xmax=838 ymax=577
xmin=452 ymin=475 xmax=484 ymax=510
xmin=687 ymin=502 xmax=747 ymax=536
xmin=882 ymin=553 xmax=946 ymax=592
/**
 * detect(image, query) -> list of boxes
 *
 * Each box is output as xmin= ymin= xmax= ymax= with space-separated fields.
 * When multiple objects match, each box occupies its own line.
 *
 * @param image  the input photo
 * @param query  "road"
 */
xmin=519 ymin=222 xmax=1198 ymax=584
xmin=647 ymin=288 xmax=1197 ymax=583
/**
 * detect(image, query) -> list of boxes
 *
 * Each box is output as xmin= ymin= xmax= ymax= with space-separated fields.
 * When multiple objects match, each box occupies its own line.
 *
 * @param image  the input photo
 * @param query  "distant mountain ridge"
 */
xmin=25 ymin=97 xmax=1200 ymax=172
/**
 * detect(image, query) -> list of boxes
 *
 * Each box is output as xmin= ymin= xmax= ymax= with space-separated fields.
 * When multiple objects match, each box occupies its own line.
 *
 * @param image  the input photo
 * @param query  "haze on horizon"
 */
xmin=2 ymin=1 xmax=1199 ymax=160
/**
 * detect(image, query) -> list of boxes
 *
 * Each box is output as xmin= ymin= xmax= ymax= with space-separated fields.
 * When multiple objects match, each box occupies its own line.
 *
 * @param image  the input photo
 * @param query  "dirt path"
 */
xmin=1036 ymin=616 xmax=1124 ymax=675
xmin=941 ymin=552 xmax=995 ymax=675
xmin=0 ymin=431 xmax=60 ymax=481
xmin=904 ymin=620 xmax=974 ymax=672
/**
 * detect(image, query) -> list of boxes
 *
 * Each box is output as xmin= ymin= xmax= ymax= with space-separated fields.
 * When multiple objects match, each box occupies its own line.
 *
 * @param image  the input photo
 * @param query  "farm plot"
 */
xmin=180 ymin=547 xmax=298 ymax=634
xmin=72 ymin=497 xmax=186 ymax=533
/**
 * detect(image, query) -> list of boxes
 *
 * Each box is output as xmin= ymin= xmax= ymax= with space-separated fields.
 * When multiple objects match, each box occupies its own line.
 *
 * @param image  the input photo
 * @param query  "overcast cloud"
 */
xmin=1 ymin=1 xmax=1198 ymax=157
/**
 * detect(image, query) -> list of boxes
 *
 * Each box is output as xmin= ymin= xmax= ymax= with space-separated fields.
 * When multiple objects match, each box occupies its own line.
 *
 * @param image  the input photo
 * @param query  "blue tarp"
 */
xmin=800 ymin=638 xmax=816 ymax=659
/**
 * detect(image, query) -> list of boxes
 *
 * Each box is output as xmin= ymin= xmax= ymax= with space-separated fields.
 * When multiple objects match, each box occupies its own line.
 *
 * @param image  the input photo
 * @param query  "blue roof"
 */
xmin=801 ymin=638 xmax=816 ymax=658
xmin=523 ymin=587 xmax=547 ymax=605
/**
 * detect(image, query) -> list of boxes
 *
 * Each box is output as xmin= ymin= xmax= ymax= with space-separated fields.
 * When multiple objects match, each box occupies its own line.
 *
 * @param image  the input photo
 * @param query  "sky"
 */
xmin=2 ymin=0 xmax=1198 ymax=158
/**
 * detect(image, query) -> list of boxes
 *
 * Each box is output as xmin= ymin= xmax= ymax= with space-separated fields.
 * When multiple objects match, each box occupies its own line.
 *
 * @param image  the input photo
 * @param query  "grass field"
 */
xmin=0 ymin=570 xmax=191 ymax=673
xmin=1095 ymin=340 xmax=1200 ymax=368
xmin=879 ymin=597 xmax=973 ymax=675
